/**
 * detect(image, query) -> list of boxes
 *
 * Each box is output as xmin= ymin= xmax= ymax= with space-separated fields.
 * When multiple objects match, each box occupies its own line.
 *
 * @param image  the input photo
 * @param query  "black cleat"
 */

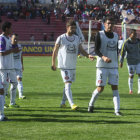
xmin=88 ymin=106 xmax=94 ymax=113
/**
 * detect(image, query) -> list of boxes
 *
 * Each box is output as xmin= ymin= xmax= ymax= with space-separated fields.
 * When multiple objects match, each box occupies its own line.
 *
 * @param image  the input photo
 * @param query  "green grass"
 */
xmin=1 ymin=56 xmax=140 ymax=140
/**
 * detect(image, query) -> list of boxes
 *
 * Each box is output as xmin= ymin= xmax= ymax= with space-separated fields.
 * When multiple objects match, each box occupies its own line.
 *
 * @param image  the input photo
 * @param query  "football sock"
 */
xmin=65 ymin=83 xmax=74 ymax=107
xmin=128 ymin=77 xmax=133 ymax=91
xmin=89 ymin=89 xmax=100 ymax=106
xmin=0 ymin=95 xmax=4 ymax=116
xmin=61 ymin=87 xmax=67 ymax=105
xmin=138 ymin=77 xmax=140 ymax=92
xmin=17 ymin=81 xmax=23 ymax=97
xmin=113 ymin=90 xmax=120 ymax=113
xmin=10 ymin=82 xmax=17 ymax=105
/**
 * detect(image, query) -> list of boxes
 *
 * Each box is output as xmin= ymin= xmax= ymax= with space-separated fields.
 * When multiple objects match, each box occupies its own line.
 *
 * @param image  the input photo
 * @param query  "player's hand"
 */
xmin=12 ymin=47 xmax=20 ymax=53
xmin=88 ymin=55 xmax=96 ymax=61
xmin=102 ymin=56 xmax=112 ymax=63
xmin=119 ymin=63 xmax=123 ymax=68
xmin=51 ymin=65 xmax=56 ymax=71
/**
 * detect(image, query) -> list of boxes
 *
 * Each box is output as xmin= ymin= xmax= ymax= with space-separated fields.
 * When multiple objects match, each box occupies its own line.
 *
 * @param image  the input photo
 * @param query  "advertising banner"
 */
xmin=21 ymin=44 xmax=54 ymax=56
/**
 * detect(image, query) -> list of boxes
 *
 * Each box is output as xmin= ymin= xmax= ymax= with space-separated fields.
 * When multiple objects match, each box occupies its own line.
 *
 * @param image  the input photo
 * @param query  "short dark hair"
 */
xmin=104 ymin=16 xmax=114 ymax=23
xmin=66 ymin=19 xmax=76 ymax=27
xmin=1 ymin=21 xmax=12 ymax=32
xmin=129 ymin=29 xmax=136 ymax=35
xmin=12 ymin=33 xmax=18 ymax=37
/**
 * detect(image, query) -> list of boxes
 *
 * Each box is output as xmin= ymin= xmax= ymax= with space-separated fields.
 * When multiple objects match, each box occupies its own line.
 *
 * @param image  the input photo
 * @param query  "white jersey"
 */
xmin=96 ymin=31 xmax=118 ymax=69
xmin=13 ymin=44 xmax=22 ymax=69
xmin=56 ymin=33 xmax=81 ymax=69
xmin=0 ymin=34 xmax=14 ymax=70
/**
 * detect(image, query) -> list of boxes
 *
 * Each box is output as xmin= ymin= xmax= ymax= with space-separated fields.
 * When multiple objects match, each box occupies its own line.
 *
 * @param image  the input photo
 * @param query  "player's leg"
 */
xmin=0 ymin=87 xmax=7 ymax=121
xmin=136 ymin=63 xmax=140 ymax=94
xmin=88 ymin=68 xmax=107 ymax=113
xmin=127 ymin=65 xmax=135 ymax=94
xmin=109 ymin=69 xmax=121 ymax=116
xmin=60 ymin=87 xmax=67 ymax=107
xmin=60 ymin=70 xmax=78 ymax=110
xmin=0 ymin=70 xmax=10 ymax=108
xmin=16 ymin=69 xmax=25 ymax=99
xmin=9 ymin=70 xmax=18 ymax=108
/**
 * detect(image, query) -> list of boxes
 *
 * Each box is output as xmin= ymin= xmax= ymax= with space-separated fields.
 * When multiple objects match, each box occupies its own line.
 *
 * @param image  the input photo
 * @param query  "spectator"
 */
xmin=30 ymin=34 xmax=35 ymax=41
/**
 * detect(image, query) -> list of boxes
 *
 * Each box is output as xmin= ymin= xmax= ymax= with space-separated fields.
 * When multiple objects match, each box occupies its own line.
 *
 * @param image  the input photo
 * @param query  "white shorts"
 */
xmin=0 ymin=69 xmax=17 ymax=85
xmin=96 ymin=68 xmax=119 ymax=86
xmin=60 ymin=69 xmax=76 ymax=83
xmin=15 ymin=69 xmax=22 ymax=78
xmin=127 ymin=63 xmax=140 ymax=76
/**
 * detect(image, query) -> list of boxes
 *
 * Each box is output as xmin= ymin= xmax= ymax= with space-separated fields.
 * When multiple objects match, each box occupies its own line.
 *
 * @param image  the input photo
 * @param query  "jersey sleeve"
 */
xmin=55 ymin=36 xmax=61 ymax=45
xmin=0 ymin=36 xmax=6 ymax=52
xmin=95 ymin=32 xmax=103 ymax=57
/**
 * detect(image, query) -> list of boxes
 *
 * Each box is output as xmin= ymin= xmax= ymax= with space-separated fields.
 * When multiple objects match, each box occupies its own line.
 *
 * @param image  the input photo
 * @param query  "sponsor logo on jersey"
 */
xmin=66 ymin=44 xmax=76 ymax=53
xmin=107 ymin=41 xmax=117 ymax=51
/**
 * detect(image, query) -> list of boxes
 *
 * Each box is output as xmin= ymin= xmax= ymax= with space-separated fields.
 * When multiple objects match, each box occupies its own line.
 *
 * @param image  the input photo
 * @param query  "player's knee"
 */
xmin=97 ymin=86 xmax=104 ymax=93
xmin=17 ymin=77 xmax=22 ymax=81
xmin=0 ymin=88 xmax=4 ymax=95
xmin=111 ymin=85 xmax=118 ymax=90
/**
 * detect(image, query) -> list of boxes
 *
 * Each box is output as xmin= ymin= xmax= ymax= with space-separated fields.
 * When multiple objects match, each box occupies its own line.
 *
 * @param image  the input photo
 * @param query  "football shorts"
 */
xmin=127 ymin=63 xmax=140 ymax=76
xmin=15 ymin=69 xmax=22 ymax=78
xmin=96 ymin=68 xmax=119 ymax=86
xmin=60 ymin=69 xmax=76 ymax=83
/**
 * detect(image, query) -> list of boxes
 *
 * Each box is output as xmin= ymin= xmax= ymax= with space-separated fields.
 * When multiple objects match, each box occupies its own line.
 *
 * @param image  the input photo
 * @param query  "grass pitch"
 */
xmin=0 ymin=56 xmax=140 ymax=140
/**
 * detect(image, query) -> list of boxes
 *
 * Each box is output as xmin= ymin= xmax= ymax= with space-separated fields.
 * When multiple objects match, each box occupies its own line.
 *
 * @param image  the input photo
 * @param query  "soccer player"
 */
xmin=11 ymin=33 xmax=26 ymax=99
xmin=0 ymin=19 xmax=8 ymax=121
xmin=88 ymin=16 xmax=121 ymax=116
xmin=0 ymin=21 xmax=20 ymax=108
xmin=120 ymin=29 xmax=140 ymax=94
xmin=52 ymin=19 xmax=95 ymax=110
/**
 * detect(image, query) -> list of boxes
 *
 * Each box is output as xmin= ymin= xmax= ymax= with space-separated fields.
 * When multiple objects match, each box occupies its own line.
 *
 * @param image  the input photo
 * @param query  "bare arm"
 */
xmin=51 ymin=44 xmax=60 ymax=71
xmin=0 ymin=47 xmax=20 ymax=56
xmin=79 ymin=44 xmax=95 ymax=60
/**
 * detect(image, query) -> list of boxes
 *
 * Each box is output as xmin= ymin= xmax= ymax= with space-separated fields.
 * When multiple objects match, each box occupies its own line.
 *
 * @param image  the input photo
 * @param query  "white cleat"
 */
xmin=138 ymin=91 xmax=140 ymax=94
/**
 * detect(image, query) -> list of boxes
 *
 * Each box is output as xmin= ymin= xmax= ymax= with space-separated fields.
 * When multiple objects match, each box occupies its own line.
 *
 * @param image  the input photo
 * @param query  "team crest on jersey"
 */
xmin=107 ymin=41 xmax=117 ymax=51
xmin=65 ymin=76 xmax=69 ymax=80
xmin=66 ymin=44 xmax=76 ymax=53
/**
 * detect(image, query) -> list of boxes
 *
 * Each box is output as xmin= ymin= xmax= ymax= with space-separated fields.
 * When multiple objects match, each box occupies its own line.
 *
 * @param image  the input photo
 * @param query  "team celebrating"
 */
xmin=0 ymin=16 xmax=140 ymax=121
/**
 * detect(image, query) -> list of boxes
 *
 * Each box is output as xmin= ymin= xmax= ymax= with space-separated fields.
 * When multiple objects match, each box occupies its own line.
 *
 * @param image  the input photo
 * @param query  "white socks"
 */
xmin=0 ymin=95 xmax=4 ymax=116
xmin=128 ymin=77 xmax=133 ymax=91
xmin=65 ymin=83 xmax=74 ymax=107
xmin=113 ymin=90 xmax=120 ymax=113
xmin=89 ymin=89 xmax=100 ymax=106
xmin=17 ymin=81 xmax=23 ymax=98
xmin=61 ymin=87 xmax=67 ymax=105
xmin=10 ymin=82 xmax=17 ymax=105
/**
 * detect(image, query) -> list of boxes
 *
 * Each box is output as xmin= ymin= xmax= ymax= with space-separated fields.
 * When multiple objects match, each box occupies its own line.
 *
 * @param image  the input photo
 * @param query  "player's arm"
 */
xmin=79 ymin=44 xmax=95 ymax=60
xmin=51 ymin=43 xmax=60 ymax=71
xmin=95 ymin=32 xmax=111 ymax=63
xmin=119 ymin=41 xmax=127 ymax=68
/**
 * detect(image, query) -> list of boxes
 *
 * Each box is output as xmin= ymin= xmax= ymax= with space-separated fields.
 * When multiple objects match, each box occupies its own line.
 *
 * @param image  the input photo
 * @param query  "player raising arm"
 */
xmin=52 ymin=19 xmax=95 ymax=110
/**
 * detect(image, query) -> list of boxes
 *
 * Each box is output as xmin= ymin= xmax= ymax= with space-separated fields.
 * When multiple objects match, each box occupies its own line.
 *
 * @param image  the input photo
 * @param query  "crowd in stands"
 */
xmin=0 ymin=0 xmax=140 ymax=24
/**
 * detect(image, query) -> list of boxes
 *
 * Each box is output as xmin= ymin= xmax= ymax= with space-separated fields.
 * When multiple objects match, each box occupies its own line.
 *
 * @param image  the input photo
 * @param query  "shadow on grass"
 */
xmin=7 ymin=117 xmax=140 ymax=124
